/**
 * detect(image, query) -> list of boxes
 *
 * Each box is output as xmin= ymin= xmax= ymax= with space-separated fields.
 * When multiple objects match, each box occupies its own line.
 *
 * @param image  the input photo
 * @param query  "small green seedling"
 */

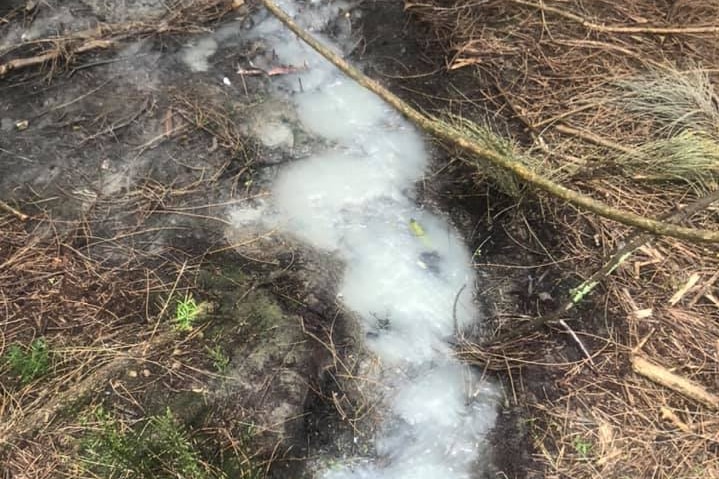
xmin=572 ymin=437 xmax=592 ymax=458
xmin=4 ymin=338 xmax=51 ymax=384
xmin=206 ymin=344 xmax=230 ymax=373
xmin=174 ymin=294 xmax=200 ymax=332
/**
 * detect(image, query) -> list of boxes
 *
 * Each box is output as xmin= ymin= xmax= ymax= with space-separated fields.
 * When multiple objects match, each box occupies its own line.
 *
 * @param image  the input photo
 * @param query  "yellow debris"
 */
xmin=409 ymin=218 xmax=433 ymax=248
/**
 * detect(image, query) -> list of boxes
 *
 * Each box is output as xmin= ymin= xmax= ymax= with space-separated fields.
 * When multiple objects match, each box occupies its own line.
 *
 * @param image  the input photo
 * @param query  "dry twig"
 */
xmin=511 ymin=0 xmax=719 ymax=35
xmin=0 ymin=201 xmax=28 ymax=221
xmin=630 ymin=355 xmax=719 ymax=409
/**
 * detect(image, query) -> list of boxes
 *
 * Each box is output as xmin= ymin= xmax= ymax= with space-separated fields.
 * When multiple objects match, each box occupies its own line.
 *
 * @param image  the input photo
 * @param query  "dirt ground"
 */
xmin=2 ymin=1 xmax=718 ymax=478
xmin=0 ymin=1 xmax=350 ymax=477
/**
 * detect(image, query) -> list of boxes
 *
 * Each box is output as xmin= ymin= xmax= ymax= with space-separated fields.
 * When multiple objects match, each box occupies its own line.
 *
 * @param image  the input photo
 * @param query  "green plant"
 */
xmin=81 ymin=407 xmax=220 ymax=478
xmin=147 ymin=409 xmax=206 ymax=477
xmin=219 ymin=423 xmax=264 ymax=479
xmin=206 ymin=345 xmax=230 ymax=373
xmin=175 ymin=294 xmax=200 ymax=332
xmin=4 ymin=338 xmax=51 ymax=384
xmin=572 ymin=436 xmax=592 ymax=458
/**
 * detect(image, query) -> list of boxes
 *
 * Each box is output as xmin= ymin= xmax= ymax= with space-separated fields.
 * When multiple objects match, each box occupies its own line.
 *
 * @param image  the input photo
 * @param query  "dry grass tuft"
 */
xmin=615 ymin=68 xmax=719 ymax=137
xmin=449 ymin=116 xmax=530 ymax=197
xmin=618 ymin=131 xmax=719 ymax=187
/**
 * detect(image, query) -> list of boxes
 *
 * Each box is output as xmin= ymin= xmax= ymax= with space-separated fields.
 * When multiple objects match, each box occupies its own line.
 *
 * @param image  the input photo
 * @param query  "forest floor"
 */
xmin=1 ymin=1 xmax=718 ymax=478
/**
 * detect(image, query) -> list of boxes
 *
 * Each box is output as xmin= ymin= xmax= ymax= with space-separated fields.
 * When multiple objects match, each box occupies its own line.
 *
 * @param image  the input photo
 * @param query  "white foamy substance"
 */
xmin=182 ymin=37 xmax=218 ymax=72
xmin=236 ymin=2 xmax=501 ymax=477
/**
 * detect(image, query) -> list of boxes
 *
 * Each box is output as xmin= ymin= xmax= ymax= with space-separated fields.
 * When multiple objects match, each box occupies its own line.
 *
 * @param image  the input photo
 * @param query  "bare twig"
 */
xmin=489 ymin=187 xmax=719 ymax=342
xmin=0 ymin=39 xmax=115 ymax=77
xmin=631 ymin=355 xmax=719 ymax=408
xmin=558 ymin=319 xmax=595 ymax=367
xmin=236 ymin=63 xmax=307 ymax=76
xmin=511 ymin=0 xmax=719 ymax=35
xmin=554 ymin=124 xmax=638 ymax=156
xmin=0 ymin=201 xmax=28 ymax=221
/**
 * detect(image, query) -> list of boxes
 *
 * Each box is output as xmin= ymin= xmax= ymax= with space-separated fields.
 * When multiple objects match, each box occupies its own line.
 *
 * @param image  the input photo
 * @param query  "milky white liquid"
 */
xmin=189 ymin=1 xmax=502 ymax=476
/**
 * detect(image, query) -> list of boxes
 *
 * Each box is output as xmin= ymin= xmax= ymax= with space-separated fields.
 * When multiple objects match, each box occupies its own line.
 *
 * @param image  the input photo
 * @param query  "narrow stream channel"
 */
xmin=187 ymin=1 xmax=502 ymax=477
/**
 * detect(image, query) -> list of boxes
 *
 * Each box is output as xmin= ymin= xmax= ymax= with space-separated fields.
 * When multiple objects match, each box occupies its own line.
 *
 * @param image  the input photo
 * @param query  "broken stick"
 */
xmin=631 ymin=355 xmax=719 ymax=409
xmin=0 ymin=200 xmax=28 ymax=221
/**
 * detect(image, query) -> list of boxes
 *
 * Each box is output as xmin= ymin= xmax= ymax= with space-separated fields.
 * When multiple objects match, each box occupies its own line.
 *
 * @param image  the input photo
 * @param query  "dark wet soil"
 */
xmin=0 ymin=1 xmax=321 ymax=476
xmin=0 ymin=0 xmax=585 ymax=477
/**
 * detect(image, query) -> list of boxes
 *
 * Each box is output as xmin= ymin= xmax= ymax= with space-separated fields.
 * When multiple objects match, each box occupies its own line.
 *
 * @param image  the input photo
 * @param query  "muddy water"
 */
xmin=187 ymin=1 xmax=502 ymax=477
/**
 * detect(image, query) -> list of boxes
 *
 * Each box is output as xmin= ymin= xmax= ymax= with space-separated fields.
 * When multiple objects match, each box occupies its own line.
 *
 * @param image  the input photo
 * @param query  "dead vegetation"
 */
xmin=404 ymin=1 xmax=719 ymax=477
xmin=0 ymin=0 xmax=320 ymax=466
xmin=4 ymin=0 xmax=719 ymax=476
xmin=0 ymin=97 xmax=284 ymax=477
xmin=0 ymin=207 xmax=193 ymax=476
xmin=0 ymin=186 xmax=294 ymax=477
xmin=0 ymin=0 xmax=247 ymax=78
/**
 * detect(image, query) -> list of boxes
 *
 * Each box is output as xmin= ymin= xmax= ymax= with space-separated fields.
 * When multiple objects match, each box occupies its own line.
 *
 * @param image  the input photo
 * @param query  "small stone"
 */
xmin=128 ymin=370 xmax=138 ymax=378
xmin=15 ymin=119 xmax=28 ymax=131
xmin=142 ymin=369 xmax=151 ymax=377
xmin=538 ymin=292 xmax=553 ymax=302
xmin=252 ymin=121 xmax=294 ymax=149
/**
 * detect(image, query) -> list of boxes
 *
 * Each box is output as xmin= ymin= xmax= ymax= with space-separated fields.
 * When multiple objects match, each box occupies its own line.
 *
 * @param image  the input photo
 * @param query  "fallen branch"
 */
xmin=488 ymin=188 xmax=719 ymax=343
xmin=0 ymin=39 xmax=115 ymax=77
xmin=259 ymin=0 xmax=719 ymax=243
xmin=631 ymin=355 xmax=719 ymax=409
xmin=511 ymin=0 xmax=719 ymax=35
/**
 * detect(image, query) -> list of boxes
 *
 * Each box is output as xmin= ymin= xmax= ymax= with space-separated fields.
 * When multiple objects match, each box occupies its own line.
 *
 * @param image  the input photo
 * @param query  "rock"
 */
xmin=253 ymin=121 xmax=295 ymax=149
